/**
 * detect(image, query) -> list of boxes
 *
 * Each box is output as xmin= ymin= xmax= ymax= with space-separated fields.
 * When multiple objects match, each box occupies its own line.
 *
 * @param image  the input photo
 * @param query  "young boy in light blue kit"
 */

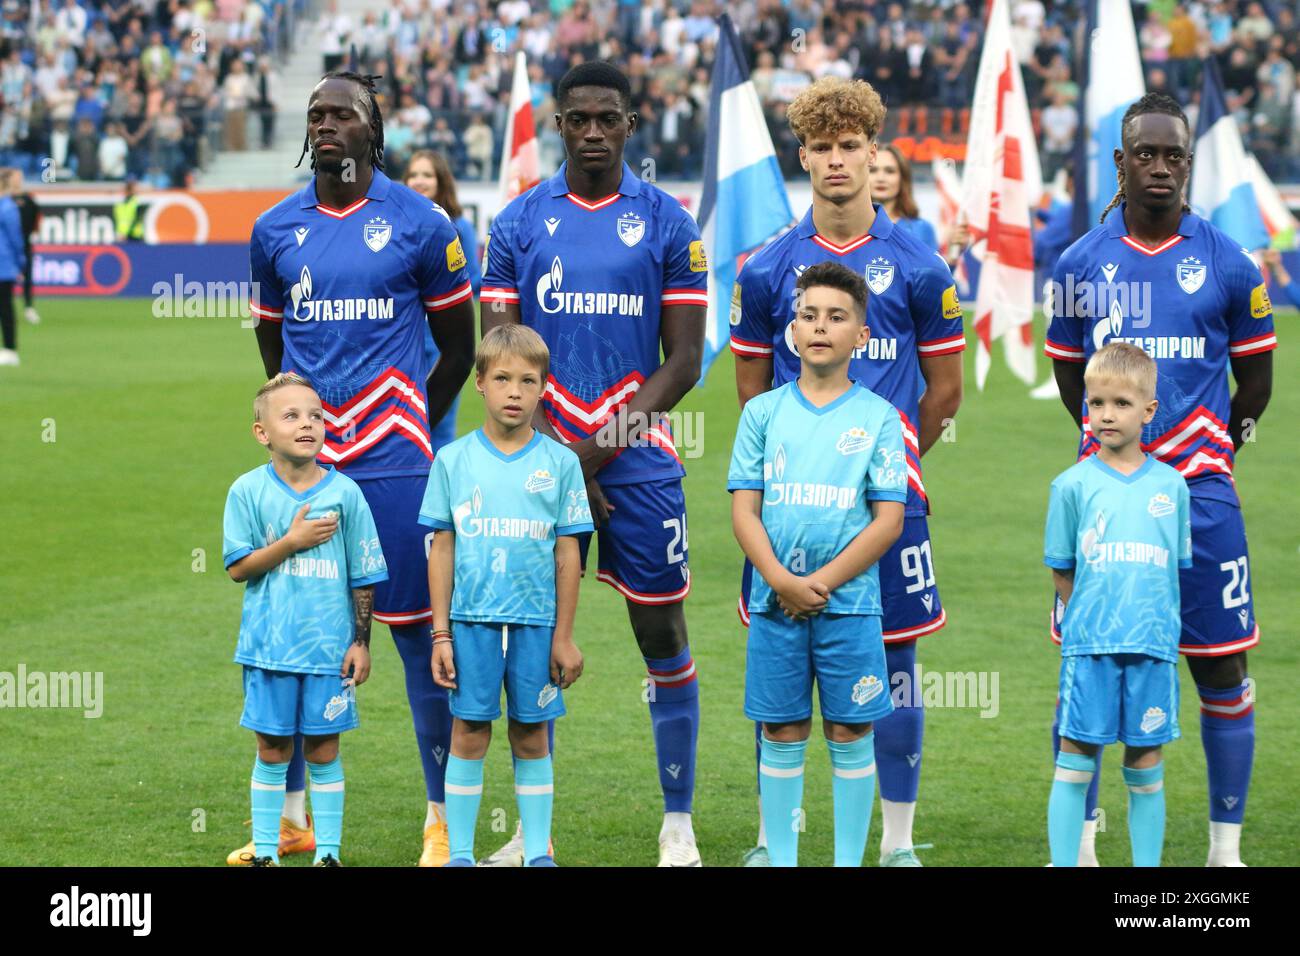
xmin=1045 ymin=342 xmax=1192 ymax=866
xmin=728 ymin=261 xmax=908 ymax=867
xmin=223 ymin=373 xmax=388 ymax=866
xmin=422 ymin=324 xmax=592 ymax=867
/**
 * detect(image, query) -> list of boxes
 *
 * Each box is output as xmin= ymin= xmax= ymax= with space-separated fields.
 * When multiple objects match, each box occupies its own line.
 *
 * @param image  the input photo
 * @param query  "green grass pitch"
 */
xmin=1 ymin=299 xmax=1296 ymax=867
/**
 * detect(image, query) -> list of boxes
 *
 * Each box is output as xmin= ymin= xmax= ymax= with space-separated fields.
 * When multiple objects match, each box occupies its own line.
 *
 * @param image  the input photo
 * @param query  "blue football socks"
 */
xmin=307 ymin=756 xmax=345 ymax=863
xmin=250 ymin=757 xmax=289 ymax=859
xmin=828 ymin=733 xmax=877 ymax=867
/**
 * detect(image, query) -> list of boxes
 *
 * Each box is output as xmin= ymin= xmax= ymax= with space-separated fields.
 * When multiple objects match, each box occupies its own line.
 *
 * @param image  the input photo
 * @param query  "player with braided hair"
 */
xmin=296 ymin=71 xmax=387 ymax=173
xmin=1045 ymin=91 xmax=1274 ymax=867
xmin=1097 ymin=94 xmax=1193 ymax=225
xmin=225 ymin=71 xmax=477 ymax=866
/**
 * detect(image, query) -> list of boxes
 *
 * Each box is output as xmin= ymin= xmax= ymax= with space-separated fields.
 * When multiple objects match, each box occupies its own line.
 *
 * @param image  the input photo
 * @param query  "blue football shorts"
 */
xmin=240 ymin=666 xmax=359 ymax=736
xmin=1057 ymin=653 xmax=1181 ymax=747
xmin=578 ymin=476 xmax=691 ymax=605
xmin=745 ymin=610 xmax=894 ymax=726
xmin=447 ymin=621 xmax=565 ymax=723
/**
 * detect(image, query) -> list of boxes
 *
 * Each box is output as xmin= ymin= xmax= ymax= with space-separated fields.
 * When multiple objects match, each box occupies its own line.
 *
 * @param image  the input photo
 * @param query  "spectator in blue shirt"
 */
xmin=1261 ymin=248 xmax=1300 ymax=309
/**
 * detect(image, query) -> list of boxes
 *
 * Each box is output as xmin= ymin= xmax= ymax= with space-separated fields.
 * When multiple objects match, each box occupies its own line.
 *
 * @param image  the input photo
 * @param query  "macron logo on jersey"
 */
xmin=289 ymin=265 xmax=396 ymax=323
xmin=535 ymin=256 xmax=645 ymax=317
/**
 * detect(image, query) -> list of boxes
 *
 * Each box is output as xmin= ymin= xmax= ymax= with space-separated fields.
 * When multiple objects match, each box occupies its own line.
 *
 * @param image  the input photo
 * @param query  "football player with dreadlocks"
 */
xmin=225 ymin=71 xmax=477 ymax=867
xmin=1044 ymin=92 xmax=1274 ymax=867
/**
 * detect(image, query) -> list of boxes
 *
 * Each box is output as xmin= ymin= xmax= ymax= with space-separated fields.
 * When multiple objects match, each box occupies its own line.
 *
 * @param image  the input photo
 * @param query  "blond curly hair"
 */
xmin=787 ymin=77 xmax=887 ymax=145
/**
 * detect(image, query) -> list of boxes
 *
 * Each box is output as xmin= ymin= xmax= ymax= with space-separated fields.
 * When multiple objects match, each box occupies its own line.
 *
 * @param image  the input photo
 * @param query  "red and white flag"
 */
xmin=497 ymin=51 xmax=540 ymax=208
xmin=960 ymin=0 xmax=1041 ymax=390
xmin=932 ymin=156 xmax=968 ymax=292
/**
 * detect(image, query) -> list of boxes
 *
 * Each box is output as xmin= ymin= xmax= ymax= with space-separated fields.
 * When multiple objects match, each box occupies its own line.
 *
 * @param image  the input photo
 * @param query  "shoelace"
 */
xmin=884 ymin=843 xmax=934 ymax=862
xmin=662 ymin=830 xmax=698 ymax=863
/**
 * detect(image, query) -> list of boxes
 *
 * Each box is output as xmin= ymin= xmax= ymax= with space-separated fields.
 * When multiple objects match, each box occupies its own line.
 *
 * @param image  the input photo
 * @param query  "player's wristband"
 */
xmin=433 ymin=637 xmax=453 ymax=646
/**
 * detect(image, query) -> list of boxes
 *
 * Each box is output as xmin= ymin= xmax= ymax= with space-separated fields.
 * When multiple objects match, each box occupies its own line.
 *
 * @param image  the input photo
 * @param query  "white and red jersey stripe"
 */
xmin=1079 ymin=404 xmax=1236 ymax=481
xmin=1044 ymin=337 xmax=1085 ymax=362
xmin=917 ymin=332 xmax=967 ymax=356
xmin=1198 ymin=685 xmax=1255 ymax=718
xmin=898 ymin=408 xmax=928 ymax=505
xmin=317 ymin=366 xmax=433 ymax=466
xmin=1228 ymin=331 xmax=1277 ymax=357
xmin=645 ymin=656 xmax=698 ymax=688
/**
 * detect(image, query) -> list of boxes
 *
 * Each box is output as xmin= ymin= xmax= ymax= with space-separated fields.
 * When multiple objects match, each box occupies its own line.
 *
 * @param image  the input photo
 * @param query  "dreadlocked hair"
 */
xmin=1100 ymin=92 xmax=1192 ymax=223
xmin=297 ymin=71 xmax=386 ymax=172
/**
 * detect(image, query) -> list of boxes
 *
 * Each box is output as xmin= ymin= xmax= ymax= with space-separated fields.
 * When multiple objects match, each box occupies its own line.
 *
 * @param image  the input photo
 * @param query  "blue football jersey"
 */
xmin=727 ymin=381 xmax=909 ymax=616
xmin=729 ymin=205 xmax=965 ymax=516
xmin=1044 ymin=454 xmax=1193 ymax=662
xmin=223 ymin=464 xmax=389 ymax=675
xmin=249 ymin=169 xmax=473 ymax=480
xmin=418 ymin=429 xmax=595 ymax=626
xmin=481 ymin=162 xmax=709 ymax=486
xmin=893 ymin=214 xmax=940 ymax=251
xmin=1044 ymin=205 xmax=1277 ymax=504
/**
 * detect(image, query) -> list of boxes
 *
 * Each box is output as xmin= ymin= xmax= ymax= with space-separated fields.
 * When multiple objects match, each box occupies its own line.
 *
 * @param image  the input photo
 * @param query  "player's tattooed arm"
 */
xmin=351 ymin=586 xmax=374 ymax=647
xmin=1228 ymin=352 xmax=1272 ymax=451
xmin=1052 ymin=358 xmax=1086 ymax=429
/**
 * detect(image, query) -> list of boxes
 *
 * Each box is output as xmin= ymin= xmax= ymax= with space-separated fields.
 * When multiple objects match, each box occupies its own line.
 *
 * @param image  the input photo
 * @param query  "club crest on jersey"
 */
xmin=1147 ymin=493 xmax=1175 ymax=518
xmin=537 ymin=683 xmax=558 ymax=708
xmin=851 ymin=675 xmax=883 ymax=706
xmin=364 ymin=216 xmax=391 ymax=252
xmin=525 ymin=469 xmax=556 ymax=494
xmin=617 ymin=212 xmax=645 ymax=247
xmin=1139 ymin=706 xmax=1166 ymax=734
xmin=836 ymin=427 xmax=874 ymax=456
xmin=1176 ymin=256 xmax=1205 ymax=294
xmin=866 ymin=257 xmax=894 ymax=295
xmin=324 ymin=682 xmax=355 ymax=721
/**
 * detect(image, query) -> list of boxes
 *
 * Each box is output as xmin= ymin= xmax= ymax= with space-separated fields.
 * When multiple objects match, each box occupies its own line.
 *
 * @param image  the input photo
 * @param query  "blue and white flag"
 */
xmin=696 ymin=12 xmax=793 ymax=382
xmin=1072 ymin=0 xmax=1145 ymax=236
xmin=1191 ymin=57 xmax=1270 ymax=252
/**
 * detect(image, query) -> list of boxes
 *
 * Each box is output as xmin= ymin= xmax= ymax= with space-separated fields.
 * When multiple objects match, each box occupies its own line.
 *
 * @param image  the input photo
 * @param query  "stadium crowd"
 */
xmin=3 ymin=0 xmax=1300 ymax=186
xmin=0 ymin=0 xmax=307 ymax=186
